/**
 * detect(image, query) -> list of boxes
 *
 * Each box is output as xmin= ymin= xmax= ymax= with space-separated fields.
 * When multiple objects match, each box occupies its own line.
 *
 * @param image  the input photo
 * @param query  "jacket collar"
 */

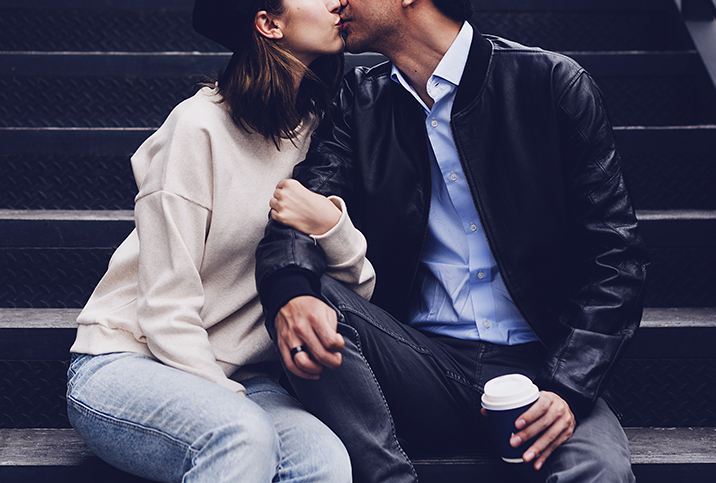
xmin=453 ymin=22 xmax=492 ymax=114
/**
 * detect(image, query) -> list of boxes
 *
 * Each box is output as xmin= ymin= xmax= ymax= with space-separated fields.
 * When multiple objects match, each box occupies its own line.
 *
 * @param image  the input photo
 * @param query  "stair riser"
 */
xmin=0 ymin=0 xmax=691 ymax=53
xmin=2 ymin=72 xmax=712 ymax=129
xmin=1 ymin=356 xmax=714 ymax=429
xmin=2 ymin=212 xmax=713 ymax=307
xmin=3 ymin=130 xmax=715 ymax=211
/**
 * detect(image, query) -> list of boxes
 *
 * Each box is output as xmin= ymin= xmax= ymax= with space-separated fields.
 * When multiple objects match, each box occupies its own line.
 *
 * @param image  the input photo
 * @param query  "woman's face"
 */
xmin=277 ymin=0 xmax=344 ymax=66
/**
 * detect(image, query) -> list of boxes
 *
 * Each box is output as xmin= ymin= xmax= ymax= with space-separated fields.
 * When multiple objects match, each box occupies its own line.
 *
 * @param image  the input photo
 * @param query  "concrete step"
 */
xmin=0 ymin=427 xmax=714 ymax=483
xmin=2 ymin=126 xmax=714 ymax=211
xmin=0 ymin=210 xmax=713 ymax=308
xmin=2 ymin=51 xmax=714 ymax=128
xmin=0 ymin=0 xmax=691 ymax=53
xmin=1 ymin=307 xmax=714 ymax=429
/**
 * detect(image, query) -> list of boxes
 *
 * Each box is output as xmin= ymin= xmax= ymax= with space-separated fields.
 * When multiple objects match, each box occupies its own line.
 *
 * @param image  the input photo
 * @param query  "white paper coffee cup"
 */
xmin=481 ymin=374 xmax=540 ymax=463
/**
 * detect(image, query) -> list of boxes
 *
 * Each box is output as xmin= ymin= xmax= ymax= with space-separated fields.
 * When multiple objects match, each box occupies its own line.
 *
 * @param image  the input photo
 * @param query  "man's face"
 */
xmin=338 ymin=0 xmax=398 ymax=53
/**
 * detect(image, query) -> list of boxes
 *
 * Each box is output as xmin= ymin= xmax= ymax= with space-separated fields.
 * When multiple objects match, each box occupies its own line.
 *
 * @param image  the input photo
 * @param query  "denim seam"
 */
xmin=444 ymin=370 xmax=477 ymax=390
xmin=67 ymin=394 xmax=199 ymax=459
xmin=343 ymin=323 xmax=419 ymax=481
xmin=336 ymin=304 xmax=431 ymax=355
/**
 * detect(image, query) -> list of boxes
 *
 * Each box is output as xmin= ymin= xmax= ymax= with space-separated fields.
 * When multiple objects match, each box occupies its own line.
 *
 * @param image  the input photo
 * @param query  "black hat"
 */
xmin=193 ymin=0 xmax=263 ymax=52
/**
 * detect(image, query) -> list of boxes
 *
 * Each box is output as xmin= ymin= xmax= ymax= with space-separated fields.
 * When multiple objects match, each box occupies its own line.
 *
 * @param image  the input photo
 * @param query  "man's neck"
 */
xmin=386 ymin=15 xmax=462 ymax=109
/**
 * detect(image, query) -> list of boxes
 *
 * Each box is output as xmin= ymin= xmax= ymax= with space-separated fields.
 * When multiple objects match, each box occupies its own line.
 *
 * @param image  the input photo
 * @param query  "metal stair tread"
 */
xmin=0 ymin=427 xmax=713 ymax=466
xmin=1 ymin=308 xmax=713 ymax=361
xmin=2 ymin=306 xmax=713 ymax=330
xmin=1 ymin=0 xmax=673 ymax=11
xmin=0 ymin=51 xmax=703 ymax=77
xmin=3 ymin=125 xmax=715 ymax=150
xmin=1 ymin=208 xmax=712 ymax=220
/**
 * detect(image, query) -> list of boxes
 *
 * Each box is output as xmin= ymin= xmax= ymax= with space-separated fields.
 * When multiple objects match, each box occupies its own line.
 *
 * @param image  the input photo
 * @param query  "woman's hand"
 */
xmin=270 ymin=179 xmax=341 ymax=235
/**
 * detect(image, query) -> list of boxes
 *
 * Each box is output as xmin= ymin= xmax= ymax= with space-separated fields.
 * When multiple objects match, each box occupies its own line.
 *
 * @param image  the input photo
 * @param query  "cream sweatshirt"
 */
xmin=70 ymin=87 xmax=375 ymax=394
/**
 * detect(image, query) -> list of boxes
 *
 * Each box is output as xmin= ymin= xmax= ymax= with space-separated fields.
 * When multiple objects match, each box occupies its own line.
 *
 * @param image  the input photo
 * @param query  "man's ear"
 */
xmin=255 ymin=11 xmax=284 ymax=40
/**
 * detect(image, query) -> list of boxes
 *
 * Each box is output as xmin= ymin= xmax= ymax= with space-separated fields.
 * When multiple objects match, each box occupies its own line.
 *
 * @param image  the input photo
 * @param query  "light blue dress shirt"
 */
xmin=391 ymin=23 xmax=538 ymax=345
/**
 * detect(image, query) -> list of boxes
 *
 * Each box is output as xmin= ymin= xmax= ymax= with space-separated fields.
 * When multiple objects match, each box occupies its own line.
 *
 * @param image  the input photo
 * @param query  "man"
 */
xmin=256 ymin=0 xmax=648 ymax=481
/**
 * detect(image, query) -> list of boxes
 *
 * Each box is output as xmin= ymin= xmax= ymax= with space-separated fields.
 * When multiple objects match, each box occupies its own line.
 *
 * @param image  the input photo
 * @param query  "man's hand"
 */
xmin=274 ymin=296 xmax=345 ymax=379
xmin=481 ymin=390 xmax=575 ymax=471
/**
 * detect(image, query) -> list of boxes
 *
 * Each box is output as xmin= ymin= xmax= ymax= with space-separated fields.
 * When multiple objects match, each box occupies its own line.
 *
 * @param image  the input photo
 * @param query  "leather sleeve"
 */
xmin=255 ymin=72 xmax=361 ymax=330
xmin=534 ymin=70 xmax=649 ymax=419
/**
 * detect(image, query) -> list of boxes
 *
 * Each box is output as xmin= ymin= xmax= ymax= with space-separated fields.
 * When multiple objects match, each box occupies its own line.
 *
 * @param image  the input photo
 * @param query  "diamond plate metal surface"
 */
xmin=1 ymin=357 xmax=714 ymax=429
xmin=0 ymin=360 xmax=70 ymax=429
xmin=0 ymin=76 xmax=203 ymax=128
xmin=0 ymin=246 xmax=711 ymax=309
xmin=644 ymin=248 xmax=716 ymax=308
xmin=0 ymin=8 xmax=224 ymax=53
xmin=1 ymin=74 xmax=702 ymax=128
xmin=0 ymin=153 xmax=137 ymax=210
xmin=622 ymin=152 xmax=716 ymax=210
xmin=473 ymin=11 xmax=672 ymax=51
xmin=0 ymin=9 xmax=678 ymax=53
xmin=611 ymin=359 xmax=716 ymax=427
xmin=596 ymin=76 xmax=703 ymax=126
xmin=0 ymin=249 xmax=114 ymax=308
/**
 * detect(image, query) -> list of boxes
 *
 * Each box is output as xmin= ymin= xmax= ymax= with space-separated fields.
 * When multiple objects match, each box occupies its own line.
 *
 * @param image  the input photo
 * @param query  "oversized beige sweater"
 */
xmin=70 ymin=87 xmax=375 ymax=394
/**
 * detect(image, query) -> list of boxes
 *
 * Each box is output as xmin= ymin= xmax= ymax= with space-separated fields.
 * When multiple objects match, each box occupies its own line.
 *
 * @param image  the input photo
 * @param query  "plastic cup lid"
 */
xmin=481 ymin=374 xmax=540 ymax=411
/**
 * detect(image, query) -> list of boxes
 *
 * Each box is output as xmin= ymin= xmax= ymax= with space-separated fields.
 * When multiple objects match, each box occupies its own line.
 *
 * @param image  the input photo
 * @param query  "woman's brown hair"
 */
xmin=212 ymin=0 xmax=343 ymax=148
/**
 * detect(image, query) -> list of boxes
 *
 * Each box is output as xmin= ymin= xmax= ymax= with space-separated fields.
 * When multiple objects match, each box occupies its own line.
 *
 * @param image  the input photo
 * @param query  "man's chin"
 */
xmin=341 ymin=36 xmax=368 ymax=54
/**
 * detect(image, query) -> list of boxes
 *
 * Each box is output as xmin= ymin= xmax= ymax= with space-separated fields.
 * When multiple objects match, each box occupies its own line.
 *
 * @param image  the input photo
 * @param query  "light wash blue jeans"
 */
xmin=66 ymin=352 xmax=351 ymax=483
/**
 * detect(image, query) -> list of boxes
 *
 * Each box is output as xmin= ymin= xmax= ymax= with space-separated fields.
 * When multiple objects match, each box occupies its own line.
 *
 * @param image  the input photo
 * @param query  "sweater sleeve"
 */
xmin=310 ymin=196 xmax=375 ymax=300
xmin=130 ymin=94 xmax=247 ymax=395
xmin=134 ymin=190 xmax=246 ymax=394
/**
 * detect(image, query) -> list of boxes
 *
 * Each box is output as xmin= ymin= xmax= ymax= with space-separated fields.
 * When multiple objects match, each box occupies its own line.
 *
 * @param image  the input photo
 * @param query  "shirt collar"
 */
xmin=391 ymin=21 xmax=473 ymax=91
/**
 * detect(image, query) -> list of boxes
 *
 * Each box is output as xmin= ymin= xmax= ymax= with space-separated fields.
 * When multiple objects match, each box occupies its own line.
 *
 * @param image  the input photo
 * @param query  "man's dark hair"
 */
xmin=432 ymin=0 xmax=473 ymax=22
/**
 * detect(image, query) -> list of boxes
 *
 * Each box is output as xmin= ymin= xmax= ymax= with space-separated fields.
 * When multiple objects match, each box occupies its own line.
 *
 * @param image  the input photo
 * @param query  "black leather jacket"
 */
xmin=256 ymin=31 xmax=649 ymax=419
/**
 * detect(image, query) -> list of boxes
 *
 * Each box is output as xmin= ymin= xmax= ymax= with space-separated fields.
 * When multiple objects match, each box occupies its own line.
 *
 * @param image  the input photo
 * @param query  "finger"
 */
xmin=515 ymin=393 xmax=551 ymax=428
xmin=521 ymin=418 xmax=566 ymax=460
xmin=275 ymin=314 xmax=323 ymax=379
xmin=292 ymin=350 xmax=325 ymax=376
xmin=521 ymin=409 xmax=574 ymax=470
xmin=512 ymin=412 xmax=552 ymax=446
xmin=513 ymin=392 xmax=562 ymax=441
xmin=526 ymin=423 xmax=573 ymax=471
xmin=295 ymin=320 xmax=343 ymax=369
xmin=313 ymin=311 xmax=345 ymax=353
xmin=277 ymin=336 xmax=319 ymax=379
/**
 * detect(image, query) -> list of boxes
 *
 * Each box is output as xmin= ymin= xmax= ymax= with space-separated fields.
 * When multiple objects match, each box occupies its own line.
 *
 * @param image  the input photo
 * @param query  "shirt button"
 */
xmin=470 ymin=223 xmax=478 ymax=232
xmin=477 ymin=270 xmax=485 ymax=280
xmin=449 ymin=173 xmax=458 ymax=182
xmin=431 ymin=119 xmax=438 ymax=128
xmin=483 ymin=320 xmax=491 ymax=328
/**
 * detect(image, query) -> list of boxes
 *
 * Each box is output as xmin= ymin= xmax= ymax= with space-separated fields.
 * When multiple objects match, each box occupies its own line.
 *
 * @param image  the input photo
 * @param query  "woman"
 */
xmin=66 ymin=0 xmax=373 ymax=481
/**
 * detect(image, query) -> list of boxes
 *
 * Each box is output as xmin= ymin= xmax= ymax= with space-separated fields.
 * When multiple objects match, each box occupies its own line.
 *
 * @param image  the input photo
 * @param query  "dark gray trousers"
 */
xmin=278 ymin=276 xmax=635 ymax=483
